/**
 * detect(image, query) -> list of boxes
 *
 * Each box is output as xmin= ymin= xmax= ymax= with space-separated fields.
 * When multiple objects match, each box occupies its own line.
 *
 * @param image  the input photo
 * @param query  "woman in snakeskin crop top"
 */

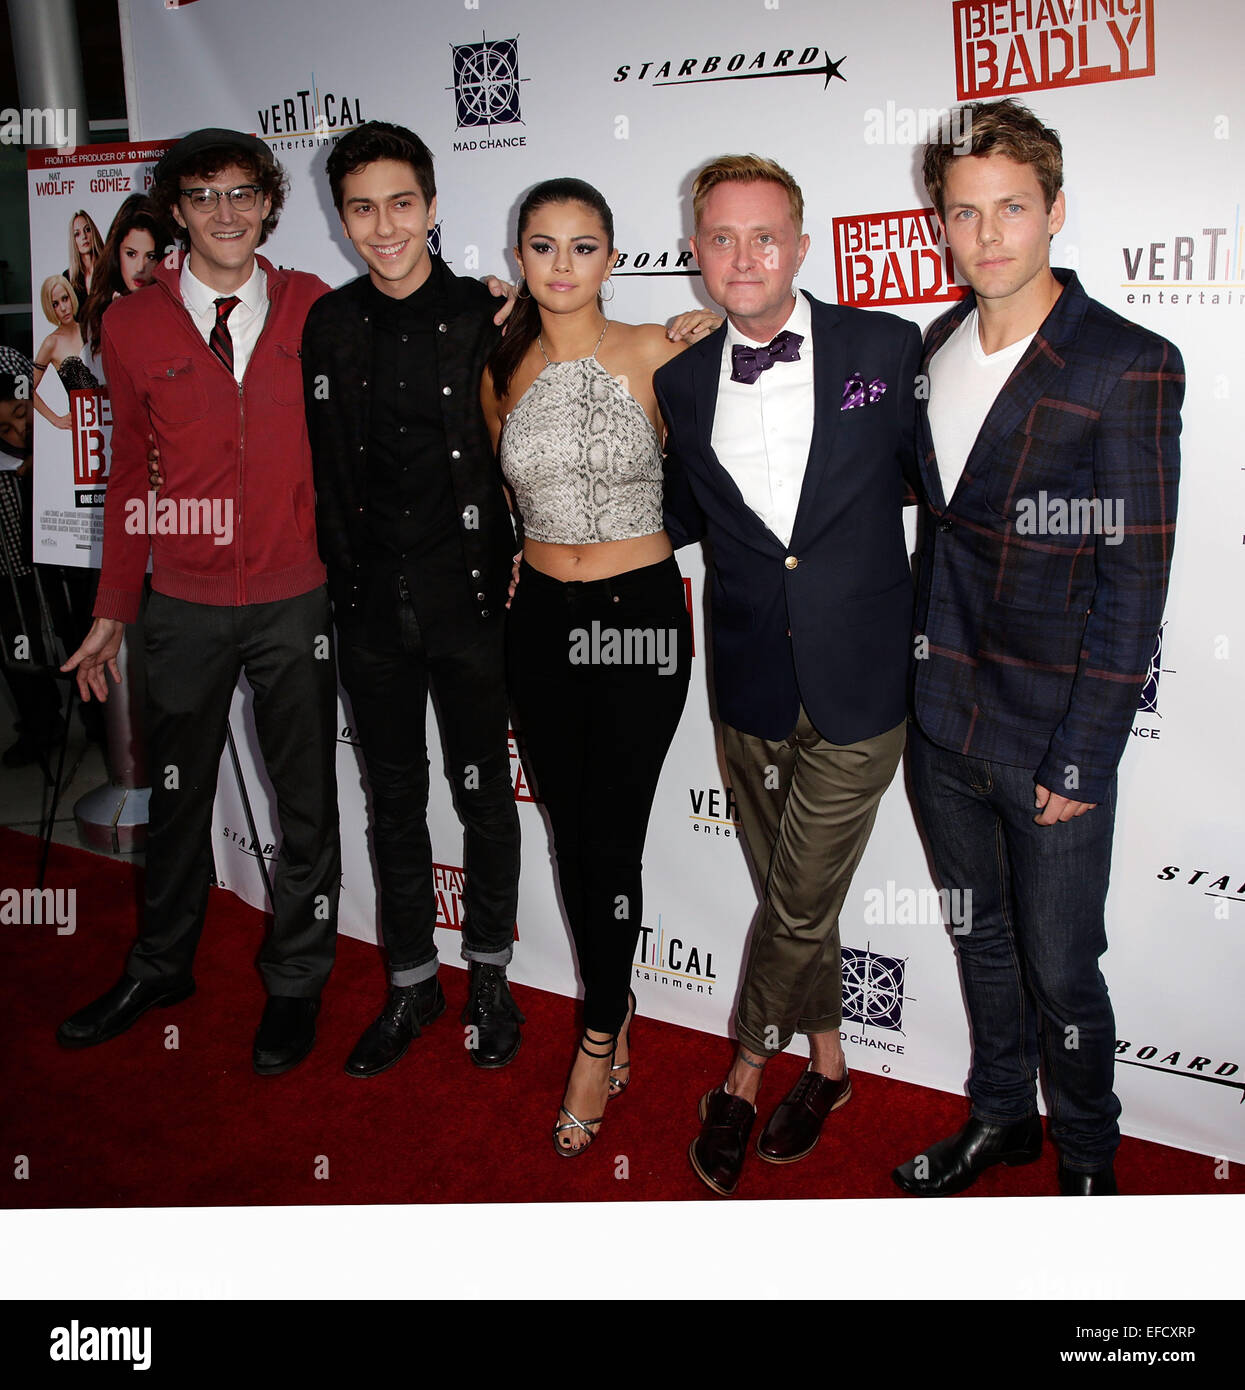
xmin=482 ymin=178 xmax=716 ymax=1155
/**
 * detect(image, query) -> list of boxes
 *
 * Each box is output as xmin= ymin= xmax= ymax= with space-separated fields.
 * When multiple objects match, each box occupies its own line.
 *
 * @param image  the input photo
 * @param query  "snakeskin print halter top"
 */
xmin=499 ymin=326 xmax=665 ymax=544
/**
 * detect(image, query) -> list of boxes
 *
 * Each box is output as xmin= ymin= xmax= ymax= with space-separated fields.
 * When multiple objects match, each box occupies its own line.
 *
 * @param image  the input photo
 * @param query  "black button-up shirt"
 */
xmin=364 ymin=275 xmax=477 ymax=655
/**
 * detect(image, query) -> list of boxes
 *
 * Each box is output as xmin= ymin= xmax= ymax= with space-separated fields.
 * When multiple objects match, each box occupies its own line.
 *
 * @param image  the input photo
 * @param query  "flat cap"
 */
xmin=154 ymin=128 xmax=275 ymax=183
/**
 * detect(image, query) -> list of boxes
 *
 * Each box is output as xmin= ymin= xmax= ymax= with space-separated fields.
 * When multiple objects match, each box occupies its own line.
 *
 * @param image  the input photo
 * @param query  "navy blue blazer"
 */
xmin=654 ymin=291 xmax=921 ymax=744
xmin=911 ymin=270 xmax=1184 ymax=803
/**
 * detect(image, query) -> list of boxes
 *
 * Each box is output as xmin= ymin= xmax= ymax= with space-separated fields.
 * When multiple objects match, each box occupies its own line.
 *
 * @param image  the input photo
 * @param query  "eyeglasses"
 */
xmin=179 ymin=184 xmax=263 ymax=212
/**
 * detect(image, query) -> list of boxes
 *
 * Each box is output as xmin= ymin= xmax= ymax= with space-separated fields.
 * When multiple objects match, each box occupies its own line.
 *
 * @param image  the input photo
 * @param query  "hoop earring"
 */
xmin=600 ymin=279 xmax=615 ymax=302
xmin=515 ymin=280 xmax=531 ymax=301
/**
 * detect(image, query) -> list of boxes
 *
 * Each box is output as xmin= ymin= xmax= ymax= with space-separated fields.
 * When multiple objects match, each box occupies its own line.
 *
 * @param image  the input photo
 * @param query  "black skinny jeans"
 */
xmin=507 ymin=556 xmax=691 ymax=1035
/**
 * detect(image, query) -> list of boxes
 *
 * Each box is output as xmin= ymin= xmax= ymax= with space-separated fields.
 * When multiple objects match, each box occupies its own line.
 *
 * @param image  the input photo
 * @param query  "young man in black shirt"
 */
xmin=303 ymin=122 xmax=523 ymax=1075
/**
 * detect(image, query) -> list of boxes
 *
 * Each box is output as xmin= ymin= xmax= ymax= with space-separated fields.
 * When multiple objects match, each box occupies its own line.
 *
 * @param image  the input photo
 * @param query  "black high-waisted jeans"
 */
xmin=507 ymin=555 xmax=691 ymax=1034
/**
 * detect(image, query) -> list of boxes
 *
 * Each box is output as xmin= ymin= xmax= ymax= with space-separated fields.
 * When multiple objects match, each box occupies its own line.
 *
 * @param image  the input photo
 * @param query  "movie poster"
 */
xmin=26 ymin=139 xmax=174 ymax=566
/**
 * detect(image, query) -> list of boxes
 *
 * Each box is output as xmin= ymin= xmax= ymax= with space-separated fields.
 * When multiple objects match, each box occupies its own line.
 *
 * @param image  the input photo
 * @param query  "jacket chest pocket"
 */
xmin=983 ymin=403 xmax=1095 ymax=521
xmin=145 ymin=357 xmax=208 ymax=425
xmin=269 ymin=341 xmax=304 ymax=406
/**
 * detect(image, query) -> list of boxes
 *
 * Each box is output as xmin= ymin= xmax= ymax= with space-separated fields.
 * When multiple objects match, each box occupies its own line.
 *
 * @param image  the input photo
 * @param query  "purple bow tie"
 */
xmin=730 ymin=330 xmax=804 ymax=385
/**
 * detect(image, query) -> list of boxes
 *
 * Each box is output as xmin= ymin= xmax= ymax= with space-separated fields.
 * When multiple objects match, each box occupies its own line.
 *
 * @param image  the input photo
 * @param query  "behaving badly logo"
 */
xmin=953 ymin=0 xmax=1155 ymax=100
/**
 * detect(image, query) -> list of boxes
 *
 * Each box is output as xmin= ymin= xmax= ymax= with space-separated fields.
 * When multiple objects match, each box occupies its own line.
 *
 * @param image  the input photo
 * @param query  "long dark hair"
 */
xmin=82 ymin=196 xmax=177 ymax=356
xmin=486 ymin=178 xmax=615 ymax=400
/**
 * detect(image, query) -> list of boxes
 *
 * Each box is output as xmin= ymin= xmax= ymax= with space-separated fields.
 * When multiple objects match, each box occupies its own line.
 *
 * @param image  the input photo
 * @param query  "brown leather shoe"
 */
xmin=688 ymin=1087 xmax=756 ymax=1196
xmin=757 ymin=1068 xmax=852 ymax=1163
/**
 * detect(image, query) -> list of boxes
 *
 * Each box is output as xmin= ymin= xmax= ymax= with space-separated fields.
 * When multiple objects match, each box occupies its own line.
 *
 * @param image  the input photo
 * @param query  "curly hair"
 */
xmin=153 ymin=143 xmax=288 ymax=248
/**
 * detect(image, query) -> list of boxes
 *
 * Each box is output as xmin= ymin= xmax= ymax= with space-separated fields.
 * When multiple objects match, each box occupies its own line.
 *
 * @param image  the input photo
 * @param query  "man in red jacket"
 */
xmin=59 ymin=129 xmax=341 ymax=1075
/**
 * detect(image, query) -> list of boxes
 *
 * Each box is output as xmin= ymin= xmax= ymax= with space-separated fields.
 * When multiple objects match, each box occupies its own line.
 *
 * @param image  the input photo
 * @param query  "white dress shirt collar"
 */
xmin=179 ymin=256 xmax=267 ymax=318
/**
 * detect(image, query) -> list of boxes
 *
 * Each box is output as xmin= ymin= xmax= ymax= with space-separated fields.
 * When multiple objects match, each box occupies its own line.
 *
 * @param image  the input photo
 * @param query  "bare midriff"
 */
xmin=523 ymin=530 xmax=672 ymax=583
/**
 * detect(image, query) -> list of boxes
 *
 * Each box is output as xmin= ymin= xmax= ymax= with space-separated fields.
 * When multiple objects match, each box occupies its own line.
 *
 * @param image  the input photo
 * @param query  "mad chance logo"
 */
xmin=840 ymin=944 xmax=911 ymax=1059
xmin=450 ymin=34 xmax=529 ymax=150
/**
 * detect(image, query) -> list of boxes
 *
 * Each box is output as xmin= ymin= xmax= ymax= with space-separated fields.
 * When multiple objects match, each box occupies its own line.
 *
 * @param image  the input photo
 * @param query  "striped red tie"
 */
xmin=209 ymin=295 xmax=240 ymax=375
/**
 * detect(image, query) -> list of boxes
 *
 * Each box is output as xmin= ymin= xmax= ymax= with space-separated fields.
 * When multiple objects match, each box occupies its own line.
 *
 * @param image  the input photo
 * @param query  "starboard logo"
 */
xmin=1116 ymin=1037 xmax=1243 ymax=1099
xmin=1156 ymin=864 xmax=1244 ymax=909
xmin=834 ymin=207 xmax=967 ymax=307
xmin=634 ymin=916 xmax=715 ymax=995
xmin=450 ymin=34 xmax=528 ymax=151
xmin=221 ymin=826 xmax=276 ymax=861
xmin=434 ymin=861 xmax=519 ymax=939
xmin=1120 ymin=216 xmax=1245 ymax=308
xmin=614 ymin=45 xmax=845 ymax=89
xmin=255 ymin=79 xmax=366 ymax=147
xmin=839 ymin=945 xmax=911 ymax=1057
xmin=612 ymin=248 xmax=699 ymax=278
xmin=687 ymin=784 xmax=737 ymax=839
xmin=953 ymin=0 xmax=1155 ymax=100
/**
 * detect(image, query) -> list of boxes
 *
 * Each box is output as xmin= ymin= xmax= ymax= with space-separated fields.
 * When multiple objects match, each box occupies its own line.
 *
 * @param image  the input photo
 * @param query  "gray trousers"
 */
xmin=723 ymin=710 xmax=906 ymax=1056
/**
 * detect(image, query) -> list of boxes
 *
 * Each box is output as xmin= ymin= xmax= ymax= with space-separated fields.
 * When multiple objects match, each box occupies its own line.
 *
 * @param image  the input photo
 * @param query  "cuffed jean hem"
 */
xmin=461 ymin=944 xmax=513 ymax=968
xmin=390 ymin=955 xmax=439 ymax=987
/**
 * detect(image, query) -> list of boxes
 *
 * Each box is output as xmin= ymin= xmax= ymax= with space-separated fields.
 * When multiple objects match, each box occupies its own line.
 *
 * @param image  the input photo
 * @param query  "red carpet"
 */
xmin=2 ymin=825 xmax=1237 ymax=1207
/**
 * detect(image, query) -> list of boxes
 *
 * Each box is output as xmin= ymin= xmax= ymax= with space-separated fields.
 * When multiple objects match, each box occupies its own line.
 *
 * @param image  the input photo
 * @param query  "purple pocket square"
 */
xmin=841 ymin=373 xmax=888 ymax=410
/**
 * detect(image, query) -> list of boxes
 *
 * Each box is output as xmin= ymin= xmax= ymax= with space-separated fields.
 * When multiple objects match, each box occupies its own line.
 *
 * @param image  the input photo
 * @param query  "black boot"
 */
xmin=892 ymin=1115 xmax=1043 ymax=1196
xmin=344 ymin=977 xmax=445 ymax=1078
xmin=462 ymin=962 xmax=524 ymax=1069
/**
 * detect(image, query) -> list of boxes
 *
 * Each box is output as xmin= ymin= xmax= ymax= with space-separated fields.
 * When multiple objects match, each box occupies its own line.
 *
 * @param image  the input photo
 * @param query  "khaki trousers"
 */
xmin=723 ymin=710 xmax=906 ymax=1056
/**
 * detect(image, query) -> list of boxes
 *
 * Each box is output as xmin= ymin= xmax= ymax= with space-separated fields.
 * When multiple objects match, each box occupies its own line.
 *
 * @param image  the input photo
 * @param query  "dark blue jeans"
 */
xmin=908 ymin=721 xmax=1121 ymax=1171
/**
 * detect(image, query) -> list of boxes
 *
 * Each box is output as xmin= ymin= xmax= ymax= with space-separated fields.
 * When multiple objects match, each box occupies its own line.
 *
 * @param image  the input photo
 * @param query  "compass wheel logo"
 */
xmin=452 ymin=37 xmax=524 ymax=129
xmin=841 ymin=947 xmax=907 ymax=1032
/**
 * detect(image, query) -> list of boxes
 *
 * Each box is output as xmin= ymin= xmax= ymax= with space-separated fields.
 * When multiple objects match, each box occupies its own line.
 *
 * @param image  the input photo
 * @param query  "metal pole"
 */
xmin=6 ymin=0 xmax=89 ymax=152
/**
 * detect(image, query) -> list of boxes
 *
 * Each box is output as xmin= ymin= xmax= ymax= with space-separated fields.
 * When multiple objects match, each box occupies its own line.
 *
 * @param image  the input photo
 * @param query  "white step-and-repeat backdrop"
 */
xmin=104 ymin=0 xmax=1241 ymax=1161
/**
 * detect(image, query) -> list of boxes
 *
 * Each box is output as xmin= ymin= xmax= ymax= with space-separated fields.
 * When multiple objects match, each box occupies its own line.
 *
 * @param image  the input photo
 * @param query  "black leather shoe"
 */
xmin=57 ymin=973 xmax=195 ymax=1048
xmin=461 ymin=962 xmax=524 ymax=1068
xmin=1058 ymin=1162 xmax=1118 ymax=1195
xmin=757 ymin=1068 xmax=852 ymax=1163
xmin=689 ymin=1088 xmax=757 ymax=1196
xmin=344 ymin=978 xmax=446 ymax=1078
xmin=892 ymin=1115 xmax=1043 ymax=1196
xmin=253 ymin=996 xmax=319 ymax=1076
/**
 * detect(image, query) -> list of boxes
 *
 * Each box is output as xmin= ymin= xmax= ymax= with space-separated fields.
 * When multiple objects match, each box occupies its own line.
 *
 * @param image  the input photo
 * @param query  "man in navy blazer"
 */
xmin=655 ymin=155 xmax=920 ymax=1196
xmin=893 ymin=100 xmax=1183 ymax=1198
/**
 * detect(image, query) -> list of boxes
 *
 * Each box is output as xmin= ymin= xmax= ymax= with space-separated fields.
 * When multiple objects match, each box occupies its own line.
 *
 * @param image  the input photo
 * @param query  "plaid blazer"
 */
xmin=911 ymin=269 xmax=1184 ymax=804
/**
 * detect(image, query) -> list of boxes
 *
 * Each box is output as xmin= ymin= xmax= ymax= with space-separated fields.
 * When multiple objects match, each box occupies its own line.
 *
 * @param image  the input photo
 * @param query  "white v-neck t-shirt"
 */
xmin=927 ymin=308 xmax=1034 ymax=507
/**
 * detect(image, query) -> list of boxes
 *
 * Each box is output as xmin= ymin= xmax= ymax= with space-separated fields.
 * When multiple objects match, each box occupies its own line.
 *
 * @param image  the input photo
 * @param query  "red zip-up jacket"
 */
xmin=94 ymin=254 xmax=329 ymax=624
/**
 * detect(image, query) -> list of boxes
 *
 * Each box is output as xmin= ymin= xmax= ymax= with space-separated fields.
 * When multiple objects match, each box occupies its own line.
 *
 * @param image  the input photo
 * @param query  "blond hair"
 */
xmin=40 ymin=274 xmax=79 ymax=325
xmin=692 ymin=154 xmax=804 ymax=231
